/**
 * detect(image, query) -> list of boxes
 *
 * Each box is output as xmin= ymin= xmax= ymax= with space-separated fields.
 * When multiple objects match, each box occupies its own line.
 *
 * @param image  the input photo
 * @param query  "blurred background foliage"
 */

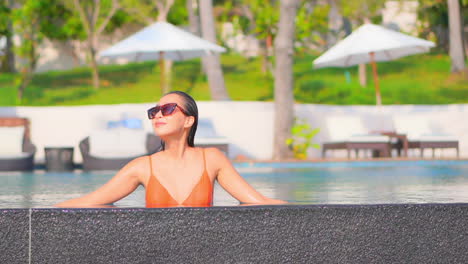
xmin=0 ymin=0 xmax=466 ymax=105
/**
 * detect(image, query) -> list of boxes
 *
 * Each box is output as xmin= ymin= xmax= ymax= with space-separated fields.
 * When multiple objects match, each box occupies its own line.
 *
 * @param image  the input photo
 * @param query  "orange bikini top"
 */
xmin=145 ymin=149 xmax=213 ymax=208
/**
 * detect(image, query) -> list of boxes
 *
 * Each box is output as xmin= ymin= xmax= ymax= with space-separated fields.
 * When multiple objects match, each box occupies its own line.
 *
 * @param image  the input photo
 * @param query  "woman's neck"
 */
xmin=164 ymin=138 xmax=191 ymax=159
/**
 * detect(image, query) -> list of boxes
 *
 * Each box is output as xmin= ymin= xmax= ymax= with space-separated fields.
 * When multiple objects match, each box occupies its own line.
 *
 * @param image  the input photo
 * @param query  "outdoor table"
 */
xmin=373 ymin=131 xmax=408 ymax=157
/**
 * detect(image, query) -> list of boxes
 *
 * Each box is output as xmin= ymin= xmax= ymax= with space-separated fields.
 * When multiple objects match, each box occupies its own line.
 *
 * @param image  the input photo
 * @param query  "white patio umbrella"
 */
xmin=313 ymin=23 xmax=435 ymax=105
xmin=99 ymin=21 xmax=226 ymax=91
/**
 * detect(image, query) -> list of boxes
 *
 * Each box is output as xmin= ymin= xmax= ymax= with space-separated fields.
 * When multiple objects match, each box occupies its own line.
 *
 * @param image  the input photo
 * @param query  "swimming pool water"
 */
xmin=1 ymin=160 xmax=468 ymax=208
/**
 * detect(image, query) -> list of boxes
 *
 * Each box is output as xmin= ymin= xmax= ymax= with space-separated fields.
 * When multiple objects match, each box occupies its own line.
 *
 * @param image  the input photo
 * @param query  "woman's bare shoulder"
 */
xmin=128 ymin=155 xmax=152 ymax=166
xmin=202 ymin=147 xmax=230 ymax=166
xmin=203 ymin=147 xmax=226 ymax=158
xmin=123 ymin=155 xmax=156 ymax=184
xmin=121 ymin=155 xmax=155 ymax=175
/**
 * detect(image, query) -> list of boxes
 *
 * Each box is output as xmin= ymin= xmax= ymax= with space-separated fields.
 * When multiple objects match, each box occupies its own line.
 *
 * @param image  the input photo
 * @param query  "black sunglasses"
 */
xmin=147 ymin=103 xmax=188 ymax=119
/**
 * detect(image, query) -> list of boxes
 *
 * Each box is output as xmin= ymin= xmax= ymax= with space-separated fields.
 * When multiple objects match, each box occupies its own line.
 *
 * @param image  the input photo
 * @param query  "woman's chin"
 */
xmin=154 ymin=129 xmax=177 ymax=140
xmin=153 ymin=128 xmax=170 ymax=137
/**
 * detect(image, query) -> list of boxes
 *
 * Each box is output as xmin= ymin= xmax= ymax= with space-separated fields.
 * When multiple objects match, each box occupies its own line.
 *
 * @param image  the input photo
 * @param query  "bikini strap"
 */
xmin=148 ymin=155 xmax=153 ymax=177
xmin=202 ymin=148 xmax=207 ymax=171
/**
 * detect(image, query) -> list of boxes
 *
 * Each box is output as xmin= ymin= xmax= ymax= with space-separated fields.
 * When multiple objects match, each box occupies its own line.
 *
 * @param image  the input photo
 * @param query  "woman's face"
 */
xmin=151 ymin=94 xmax=193 ymax=138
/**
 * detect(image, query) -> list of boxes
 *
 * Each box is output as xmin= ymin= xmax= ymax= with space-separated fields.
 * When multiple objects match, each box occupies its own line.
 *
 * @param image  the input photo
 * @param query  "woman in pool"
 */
xmin=56 ymin=91 xmax=285 ymax=208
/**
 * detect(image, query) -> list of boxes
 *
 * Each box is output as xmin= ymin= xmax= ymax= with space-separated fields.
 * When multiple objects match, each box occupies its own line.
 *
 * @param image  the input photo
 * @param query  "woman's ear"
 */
xmin=184 ymin=116 xmax=195 ymax=128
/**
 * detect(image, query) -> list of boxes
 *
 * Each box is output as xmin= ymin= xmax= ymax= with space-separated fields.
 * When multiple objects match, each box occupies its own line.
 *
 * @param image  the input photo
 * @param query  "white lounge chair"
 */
xmin=79 ymin=129 xmax=161 ymax=170
xmin=195 ymin=119 xmax=229 ymax=155
xmin=0 ymin=117 xmax=36 ymax=171
xmin=392 ymin=115 xmax=459 ymax=158
xmin=322 ymin=116 xmax=391 ymax=158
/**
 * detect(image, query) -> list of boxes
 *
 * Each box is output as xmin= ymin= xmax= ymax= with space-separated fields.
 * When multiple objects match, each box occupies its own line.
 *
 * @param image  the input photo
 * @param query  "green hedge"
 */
xmin=0 ymin=53 xmax=466 ymax=106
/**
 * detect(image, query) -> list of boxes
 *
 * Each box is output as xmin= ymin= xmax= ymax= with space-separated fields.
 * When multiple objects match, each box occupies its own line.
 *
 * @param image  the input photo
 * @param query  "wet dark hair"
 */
xmin=161 ymin=91 xmax=198 ymax=150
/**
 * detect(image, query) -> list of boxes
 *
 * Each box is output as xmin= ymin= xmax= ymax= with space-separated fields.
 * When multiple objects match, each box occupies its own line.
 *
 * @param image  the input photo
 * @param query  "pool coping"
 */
xmin=3 ymin=203 xmax=468 ymax=263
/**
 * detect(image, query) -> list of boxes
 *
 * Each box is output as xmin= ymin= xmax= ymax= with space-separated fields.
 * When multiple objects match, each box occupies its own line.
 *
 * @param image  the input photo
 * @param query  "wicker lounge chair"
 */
xmin=0 ymin=117 xmax=36 ymax=171
xmin=79 ymin=131 xmax=162 ymax=171
xmin=322 ymin=116 xmax=391 ymax=158
xmin=392 ymin=116 xmax=459 ymax=158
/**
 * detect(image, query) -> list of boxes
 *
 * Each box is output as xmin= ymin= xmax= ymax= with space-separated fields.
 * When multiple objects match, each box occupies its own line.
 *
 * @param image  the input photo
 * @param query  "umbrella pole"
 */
xmin=369 ymin=52 xmax=382 ymax=105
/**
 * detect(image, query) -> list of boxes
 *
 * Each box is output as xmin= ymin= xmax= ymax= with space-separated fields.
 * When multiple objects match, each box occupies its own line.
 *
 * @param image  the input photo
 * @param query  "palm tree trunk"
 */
xmin=17 ymin=69 xmax=32 ymax=101
xmin=17 ymin=52 xmax=35 ymax=102
xmin=326 ymin=0 xmax=342 ymax=49
xmin=259 ymin=37 xmax=275 ymax=75
xmin=273 ymin=0 xmax=300 ymax=160
xmin=186 ymin=0 xmax=200 ymax=35
xmin=1 ymin=34 xmax=16 ymax=73
xmin=88 ymin=44 xmax=100 ymax=89
xmin=199 ymin=0 xmax=230 ymax=100
xmin=73 ymin=0 xmax=119 ymax=90
xmin=2 ymin=0 xmax=15 ymax=73
xmin=17 ymin=22 xmax=39 ymax=102
xmin=447 ymin=0 xmax=466 ymax=72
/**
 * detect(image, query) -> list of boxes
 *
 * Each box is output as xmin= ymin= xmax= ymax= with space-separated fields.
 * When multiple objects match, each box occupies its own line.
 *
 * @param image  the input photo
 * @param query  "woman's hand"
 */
xmin=239 ymin=199 xmax=288 ymax=206
xmin=208 ymin=148 xmax=288 ymax=205
xmin=54 ymin=157 xmax=147 ymax=208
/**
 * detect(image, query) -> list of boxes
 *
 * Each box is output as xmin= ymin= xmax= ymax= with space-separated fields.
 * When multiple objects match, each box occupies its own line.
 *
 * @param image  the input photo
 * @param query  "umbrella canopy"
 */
xmin=99 ymin=21 xmax=226 ymax=61
xmin=313 ymin=23 xmax=435 ymax=105
xmin=313 ymin=23 xmax=435 ymax=68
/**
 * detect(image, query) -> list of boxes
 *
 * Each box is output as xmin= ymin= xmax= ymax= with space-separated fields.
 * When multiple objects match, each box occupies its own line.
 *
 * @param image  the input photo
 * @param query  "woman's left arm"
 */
xmin=210 ymin=148 xmax=286 ymax=205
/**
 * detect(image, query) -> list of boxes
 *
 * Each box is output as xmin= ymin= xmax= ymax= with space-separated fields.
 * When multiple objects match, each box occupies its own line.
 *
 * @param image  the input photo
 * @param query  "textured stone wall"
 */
xmin=2 ymin=204 xmax=468 ymax=263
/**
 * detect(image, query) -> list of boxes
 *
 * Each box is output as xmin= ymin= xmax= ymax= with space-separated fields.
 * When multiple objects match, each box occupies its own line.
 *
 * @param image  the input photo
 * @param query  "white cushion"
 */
xmin=393 ymin=115 xmax=458 ymax=141
xmin=326 ymin=116 xmax=368 ymax=141
xmin=197 ymin=119 xmax=220 ymax=138
xmin=347 ymin=135 xmax=390 ymax=143
xmin=416 ymin=135 xmax=458 ymax=142
xmin=89 ymin=129 xmax=148 ymax=158
xmin=0 ymin=126 xmax=25 ymax=155
xmin=195 ymin=118 xmax=229 ymax=145
xmin=393 ymin=115 xmax=432 ymax=139
xmin=0 ymin=152 xmax=31 ymax=159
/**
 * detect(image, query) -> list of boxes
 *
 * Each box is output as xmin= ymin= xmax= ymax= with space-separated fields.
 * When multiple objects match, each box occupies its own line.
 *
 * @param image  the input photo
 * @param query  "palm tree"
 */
xmin=0 ymin=0 xmax=15 ymax=73
xmin=199 ymin=0 xmax=230 ymax=100
xmin=121 ymin=0 xmax=175 ymax=94
xmin=447 ymin=0 xmax=466 ymax=72
xmin=273 ymin=0 xmax=300 ymax=160
xmin=72 ymin=0 xmax=120 ymax=90
xmin=186 ymin=0 xmax=199 ymax=35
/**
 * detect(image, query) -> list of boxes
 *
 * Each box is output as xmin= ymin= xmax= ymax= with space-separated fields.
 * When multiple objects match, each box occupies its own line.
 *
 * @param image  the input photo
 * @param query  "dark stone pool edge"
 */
xmin=2 ymin=204 xmax=468 ymax=263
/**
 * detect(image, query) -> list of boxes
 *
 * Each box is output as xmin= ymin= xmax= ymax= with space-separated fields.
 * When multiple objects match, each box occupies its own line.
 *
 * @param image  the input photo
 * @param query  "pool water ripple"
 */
xmin=1 ymin=160 xmax=468 ymax=208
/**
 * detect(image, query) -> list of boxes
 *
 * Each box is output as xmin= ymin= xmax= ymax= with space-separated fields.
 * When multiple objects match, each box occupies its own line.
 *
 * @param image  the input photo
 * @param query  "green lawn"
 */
xmin=0 ymin=53 xmax=466 ymax=106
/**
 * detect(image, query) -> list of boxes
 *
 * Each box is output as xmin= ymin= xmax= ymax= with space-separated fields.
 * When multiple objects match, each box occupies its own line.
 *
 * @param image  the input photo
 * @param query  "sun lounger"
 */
xmin=79 ymin=129 xmax=162 ymax=170
xmin=195 ymin=118 xmax=229 ymax=155
xmin=322 ymin=116 xmax=391 ymax=158
xmin=0 ymin=117 xmax=36 ymax=171
xmin=392 ymin=115 xmax=459 ymax=158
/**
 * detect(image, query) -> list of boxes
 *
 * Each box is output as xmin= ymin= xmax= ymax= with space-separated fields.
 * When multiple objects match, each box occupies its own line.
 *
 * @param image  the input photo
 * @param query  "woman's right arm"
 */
xmin=54 ymin=156 xmax=148 ymax=207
